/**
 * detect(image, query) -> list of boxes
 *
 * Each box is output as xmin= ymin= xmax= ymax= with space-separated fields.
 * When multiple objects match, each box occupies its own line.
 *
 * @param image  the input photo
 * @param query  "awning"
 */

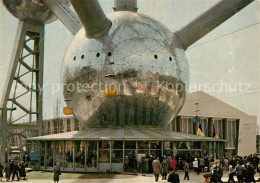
xmin=27 ymin=128 xmax=225 ymax=142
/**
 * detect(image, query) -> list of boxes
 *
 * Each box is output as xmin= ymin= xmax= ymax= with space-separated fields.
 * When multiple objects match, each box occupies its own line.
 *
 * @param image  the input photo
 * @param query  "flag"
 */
xmin=205 ymin=123 xmax=208 ymax=137
xmin=193 ymin=116 xmax=201 ymax=122
xmin=212 ymin=123 xmax=220 ymax=139
xmin=197 ymin=123 xmax=205 ymax=136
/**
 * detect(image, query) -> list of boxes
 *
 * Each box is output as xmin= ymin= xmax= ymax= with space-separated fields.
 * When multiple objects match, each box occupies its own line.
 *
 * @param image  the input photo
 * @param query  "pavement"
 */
xmin=5 ymin=171 xmax=260 ymax=183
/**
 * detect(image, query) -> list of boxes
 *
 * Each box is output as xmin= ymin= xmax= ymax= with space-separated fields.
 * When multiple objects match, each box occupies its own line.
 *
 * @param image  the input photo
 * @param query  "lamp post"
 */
xmin=0 ymin=107 xmax=17 ymax=165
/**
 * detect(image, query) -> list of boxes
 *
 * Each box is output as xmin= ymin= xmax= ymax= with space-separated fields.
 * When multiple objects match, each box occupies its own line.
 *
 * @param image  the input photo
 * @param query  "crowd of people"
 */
xmin=128 ymin=153 xmax=260 ymax=183
xmin=0 ymin=160 xmax=27 ymax=181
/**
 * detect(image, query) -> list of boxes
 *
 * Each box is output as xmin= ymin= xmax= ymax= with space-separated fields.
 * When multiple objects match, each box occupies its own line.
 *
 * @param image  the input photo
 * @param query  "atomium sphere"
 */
xmin=62 ymin=11 xmax=190 ymax=128
xmin=1 ymin=0 xmax=70 ymax=24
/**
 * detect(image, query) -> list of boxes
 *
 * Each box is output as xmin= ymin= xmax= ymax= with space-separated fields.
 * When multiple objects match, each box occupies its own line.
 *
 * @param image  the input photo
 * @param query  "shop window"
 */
xmin=125 ymin=141 xmax=136 ymax=149
xmin=46 ymin=141 xmax=54 ymax=167
xmin=75 ymin=141 xmax=85 ymax=168
xmin=40 ymin=141 xmax=45 ymax=167
xmin=99 ymin=141 xmax=110 ymax=163
xmin=163 ymin=141 xmax=173 ymax=156
xmin=226 ymin=120 xmax=236 ymax=149
xmin=86 ymin=141 xmax=97 ymax=168
xmin=64 ymin=141 xmax=73 ymax=168
xmin=54 ymin=141 xmax=64 ymax=167
xmin=150 ymin=141 xmax=161 ymax=157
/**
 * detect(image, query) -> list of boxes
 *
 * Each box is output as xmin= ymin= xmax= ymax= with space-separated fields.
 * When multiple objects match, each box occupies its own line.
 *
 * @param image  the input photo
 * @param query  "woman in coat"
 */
xmin=53 ymin=162 xmax=61 ymax=183
xmin=152 ymin=157 xmax=162 ymax=182
xmin=161 ymin=158 xmax=168 ymax=180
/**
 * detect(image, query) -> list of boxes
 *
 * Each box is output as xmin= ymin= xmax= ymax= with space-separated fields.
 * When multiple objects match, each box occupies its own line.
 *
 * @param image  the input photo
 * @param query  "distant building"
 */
xmin=168 ymin=91 xmax=257 ymax=156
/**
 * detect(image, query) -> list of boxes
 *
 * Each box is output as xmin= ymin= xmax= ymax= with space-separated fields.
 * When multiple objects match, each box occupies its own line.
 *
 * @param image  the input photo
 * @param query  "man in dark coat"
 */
xmin=9 ymin=160 xmax=14 ymax=178
xmin=19 ymin=161 xmax=26 ymax=180
xmin=245 ymin=163 xmax=256 ymax=183
xmin=0 ymin=163 xmax=3 ymax=181
xmin=236 ymin=162 xmax=244 ymax=183
xmin=4 ymin=163 xmax=10 ymax=181
xmin=168 ymin=167 xmax=180 ymax=183
xmin=53 ymin=162 xmax=62 ymax=183
xmin=12 ymin=162 xmax=20 ymax=181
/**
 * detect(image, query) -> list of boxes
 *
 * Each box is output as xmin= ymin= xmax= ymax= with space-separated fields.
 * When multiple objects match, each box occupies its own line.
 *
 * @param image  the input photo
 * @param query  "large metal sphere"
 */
xmin=1 ymin=0 xmax=69 ymax=24
xmin=62 ymin=11 xmax=190 ymax=128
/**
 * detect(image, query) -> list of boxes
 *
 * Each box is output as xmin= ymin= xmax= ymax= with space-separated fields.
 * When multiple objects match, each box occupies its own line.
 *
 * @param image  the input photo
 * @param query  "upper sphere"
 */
xmin=62 ymin=11 xmax=190 ymax=128
xmin=1 ymin=0 xmax=70 ymax=24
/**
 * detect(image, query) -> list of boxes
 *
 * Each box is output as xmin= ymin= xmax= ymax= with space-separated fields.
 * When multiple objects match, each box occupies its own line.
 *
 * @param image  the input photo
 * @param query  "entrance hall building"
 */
xmin=26 ymin=91 xmax=257 ymax=172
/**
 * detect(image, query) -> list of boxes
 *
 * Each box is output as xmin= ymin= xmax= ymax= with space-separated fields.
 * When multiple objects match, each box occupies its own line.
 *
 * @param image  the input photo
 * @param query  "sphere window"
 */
xmin=154 ymin=55 xmax=158 ymax=59
xmin=96 ymin=53 xmax=100 ymax=57
xmin=81 ymin=55 xmax=84 ymax=59
xmin=169 ymin=57 xmax=172 ymax=61
xmin=108 ymin=52 xmax=112 ymax=57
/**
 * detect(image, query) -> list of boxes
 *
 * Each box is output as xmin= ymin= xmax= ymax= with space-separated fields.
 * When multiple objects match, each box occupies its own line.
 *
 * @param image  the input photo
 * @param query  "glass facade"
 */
xmin=30 ymin=139 xmax=223 ymax=172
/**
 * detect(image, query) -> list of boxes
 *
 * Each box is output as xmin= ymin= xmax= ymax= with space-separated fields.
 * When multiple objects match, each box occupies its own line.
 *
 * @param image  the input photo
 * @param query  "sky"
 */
xmin=0 ymin=0 xmax=259 ymax=131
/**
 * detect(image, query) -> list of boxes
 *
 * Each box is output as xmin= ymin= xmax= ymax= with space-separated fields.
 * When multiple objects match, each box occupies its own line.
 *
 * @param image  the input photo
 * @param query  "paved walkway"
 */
xmin=6 ymin=171 xmax=260 ymax=183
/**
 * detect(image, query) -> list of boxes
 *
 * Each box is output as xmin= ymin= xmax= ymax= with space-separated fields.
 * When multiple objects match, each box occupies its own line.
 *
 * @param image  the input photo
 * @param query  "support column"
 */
xmin=214 ymin=141 xmax=216 ymax=159
xmin=207 ymin=141 xmax=210 ymax=156
xmin=123 ymin=141 xmax=125 ymax=167
xmin=71 ymin=118 xmax=75 ymax=131
xmin=0 ymin=21 xmax=45 ymax=165
xmin=161 ymin=142 xmax=163 ymax=157
xmin=44 ymin=141 xmax=47 ymax=169
xmin=148 ymin=142 xmax=151 ymax=156
xmin=136 ymin=141 xmax=138 ymax=160
xmin=53 ymin=142 xmax=55 ymax=167
xmin=84 ymin=141 xmax=87 ymax=171
xmin=97 ymin=141 xmax=99 ymax=170
xmin=172 ymin=142 xmax=175 ymax=157
xmin=73 ymin=141 xmax=75 ymax=171
xmin=200 ymin=142 xmax=203 ymax=157
xmin=109 ymin=141 xmax=112 ymax=170
xmin=62 ymin=141 xmax=65 ymax=170
xmin=0 ymin=108 xmax=7 ymax=165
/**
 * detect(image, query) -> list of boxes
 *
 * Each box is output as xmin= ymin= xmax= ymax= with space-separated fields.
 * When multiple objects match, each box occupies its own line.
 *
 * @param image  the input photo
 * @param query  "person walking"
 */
xmin=152 ymin=157 xmax=162 ymax=182
xmin=53 ymin=162 xmax=62 ymax=183
xmin=245 ymin=163 xmax=256 ymax=183
xmin=12 ymin=162 xmax=20 ymax=181
xmin=161 ymin=158 xmax=168 ymax=180
xmin=0 ymin=163 xmax=4 ymax=181
xmin=236 ymin=162 xmax=244 ymax=183
xmin=19 ymin=161 xmax=26 ymax=180
xmin=171 ymin=157 xmax=177 ymax=172
xmin=0 ymin=163 xmax=3 ymax=181
xmin=138 ymin=157 xmax=146 ymax=176
xmin=183 ymin=160 xmax=190 ymax=180
xmin=9 ymin=160 xmax=14 ymax=179
xmin=168 ymin=167 xmax=180 ymax=183
xmin=200 ymin=157 xmax=205 ymax=173
xmin=224 ymin=157 xmax=229 ymax=172
xmin=228 ymin=170 xmax=236 ymax=183
xmin=203 ymin=173 xmax=212 ymax=183
xmin=193 ymin=158 xmax=199 ymax=175
xmin=4 ymin=163 xmax=10 ymax=182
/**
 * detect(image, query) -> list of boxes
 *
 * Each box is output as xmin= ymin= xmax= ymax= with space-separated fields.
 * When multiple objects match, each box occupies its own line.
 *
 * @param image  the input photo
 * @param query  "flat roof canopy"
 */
xmin=27 ymin=128 xmax=224 ymax=142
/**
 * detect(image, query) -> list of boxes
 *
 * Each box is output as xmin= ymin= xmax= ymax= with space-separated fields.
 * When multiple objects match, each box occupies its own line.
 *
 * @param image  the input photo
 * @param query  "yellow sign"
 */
xmin=63 ymin=107 xmax=73 ymax=115
xmin=104 ymin=86 xmax=118 ymax=97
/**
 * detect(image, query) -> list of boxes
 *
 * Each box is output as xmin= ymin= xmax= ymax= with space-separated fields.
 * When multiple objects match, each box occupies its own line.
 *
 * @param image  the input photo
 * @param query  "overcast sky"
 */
xmin=0 ymin=0 xmax=259 ymax=131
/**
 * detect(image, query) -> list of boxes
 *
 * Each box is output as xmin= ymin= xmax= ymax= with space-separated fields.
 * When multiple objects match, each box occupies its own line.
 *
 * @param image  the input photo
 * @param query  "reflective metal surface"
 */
xmin=62 ymin=12 xmax=190 ymax=128
xmin=1 ymin=0 xmax=69 ymax=24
